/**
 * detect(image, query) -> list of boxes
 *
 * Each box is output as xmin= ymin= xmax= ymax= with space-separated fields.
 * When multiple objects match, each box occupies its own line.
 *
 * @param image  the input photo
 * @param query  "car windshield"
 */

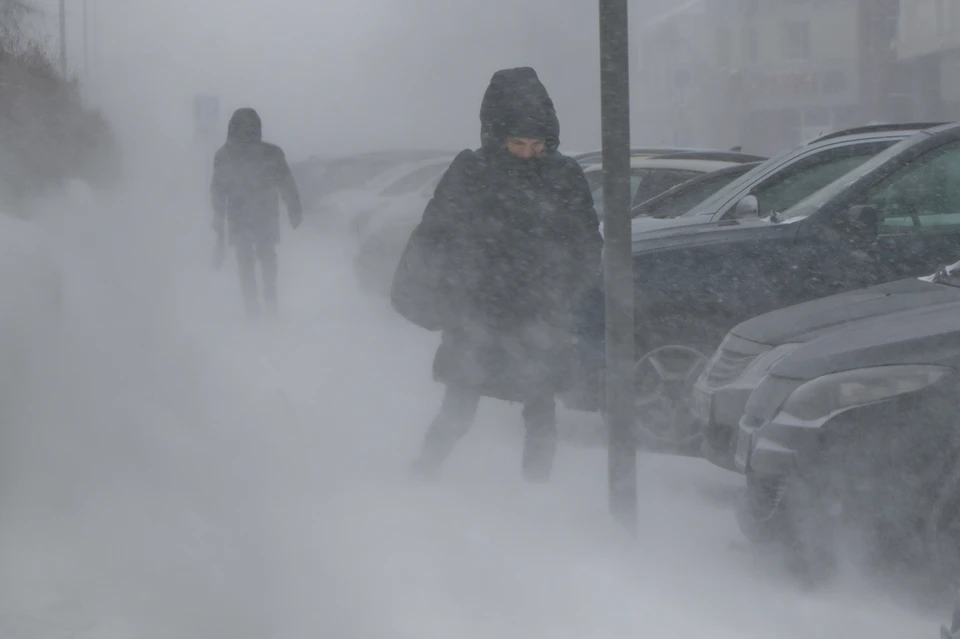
xmin=676 ymin=145 xmax=800 ymax=217
xmin=775 ymin=136 xmax=920 ymax=222
xmin=591 ymin=174 xmax=644 ymax=218
xmin=636 ymin=167 xmax=753 ymax=219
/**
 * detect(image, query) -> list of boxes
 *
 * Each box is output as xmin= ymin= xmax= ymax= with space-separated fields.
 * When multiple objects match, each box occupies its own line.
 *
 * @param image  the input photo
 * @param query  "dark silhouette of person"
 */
xmin=210 ymin=107 xmax=302 ymax=317
xmin=400 ymin=68 xmax=603 ymax=482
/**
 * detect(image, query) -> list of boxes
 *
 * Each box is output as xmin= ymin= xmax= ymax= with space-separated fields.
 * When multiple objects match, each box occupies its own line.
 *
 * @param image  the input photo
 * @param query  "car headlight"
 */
xmin=776 ymin=365 xmax=953 ymax=423
xmin=739 ymin=343 xmax=802 ymax=383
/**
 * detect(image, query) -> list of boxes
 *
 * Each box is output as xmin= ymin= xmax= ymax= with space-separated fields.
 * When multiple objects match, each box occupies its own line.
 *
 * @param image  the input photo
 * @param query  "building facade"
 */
xmin=895 ymin=0 xmax=960 ymax=121
xmin=633 ymin=0 xmax=741 ymax=150
xmin=635 ymin=0 xmax=902 ymax=155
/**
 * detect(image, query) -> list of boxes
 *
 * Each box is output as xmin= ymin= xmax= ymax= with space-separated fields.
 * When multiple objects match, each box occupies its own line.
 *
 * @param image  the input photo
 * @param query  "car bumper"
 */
xmin=693 ymin=381 xmax=757 ymax=473
xmin=734 ymin=411 xmax=818 ymax=476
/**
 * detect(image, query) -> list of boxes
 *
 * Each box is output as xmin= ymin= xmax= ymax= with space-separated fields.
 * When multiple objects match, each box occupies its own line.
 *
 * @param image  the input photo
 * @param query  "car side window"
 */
xmin=863 ymin=141 xmax=960 ymax=234
xmin=592 ymin=170 xmax=646 ymax=216
xmin=744 ymin=144 xmax=889 ymax=218
xmin=632 ymin=169 xmax=702 ymax=207
xmin=639 ymin=171 xmax=745 ymax=219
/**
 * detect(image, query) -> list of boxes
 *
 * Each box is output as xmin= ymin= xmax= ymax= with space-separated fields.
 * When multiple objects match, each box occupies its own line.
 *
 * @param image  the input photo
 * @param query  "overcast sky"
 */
xmin=28 ymin=0 xmax=674 ymax=162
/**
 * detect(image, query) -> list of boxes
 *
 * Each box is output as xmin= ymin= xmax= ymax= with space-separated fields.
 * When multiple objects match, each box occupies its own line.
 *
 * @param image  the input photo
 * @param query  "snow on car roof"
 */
xmin=582 ymin=158 xmax=741 ymax=174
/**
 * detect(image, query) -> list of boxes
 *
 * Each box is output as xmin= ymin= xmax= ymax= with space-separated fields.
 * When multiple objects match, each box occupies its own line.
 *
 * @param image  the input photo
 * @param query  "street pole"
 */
xmin=58 ymin=0 xmax=66 ymax=77
xmin=83 ymin=0 xmax=89 ymax=85
xmin=599 ymin=0 xmax=637 ymax=535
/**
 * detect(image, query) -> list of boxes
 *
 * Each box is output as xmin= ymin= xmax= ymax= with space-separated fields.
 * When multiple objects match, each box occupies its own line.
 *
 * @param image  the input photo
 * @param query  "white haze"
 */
xmin=0 ymin=1 xmax=951 ymax=637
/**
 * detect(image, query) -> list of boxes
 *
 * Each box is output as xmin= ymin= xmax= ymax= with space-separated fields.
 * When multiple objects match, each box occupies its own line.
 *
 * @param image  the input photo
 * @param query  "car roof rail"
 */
xmin=811 ymin=122 xmax=950 ymax=143
xmin=650 ymin=151 xmax=768 ymax=163
xmin=574 ymin=147 xmax=704 ymax=162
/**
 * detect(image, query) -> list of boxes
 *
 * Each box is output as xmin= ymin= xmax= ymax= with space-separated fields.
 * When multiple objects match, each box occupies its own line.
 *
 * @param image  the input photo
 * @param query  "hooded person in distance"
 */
xmin=210 ymin=107 xmax=303 ymax=318
xmin=403 ymin=67 xmax=603 ymax=482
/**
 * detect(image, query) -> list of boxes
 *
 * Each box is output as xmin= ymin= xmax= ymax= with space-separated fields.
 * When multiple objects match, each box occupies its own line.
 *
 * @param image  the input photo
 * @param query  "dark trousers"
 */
xmin=236 ymin=240 xmax=277 ymax=317
xmin=417 ymin=384 xmax=558 ymax=481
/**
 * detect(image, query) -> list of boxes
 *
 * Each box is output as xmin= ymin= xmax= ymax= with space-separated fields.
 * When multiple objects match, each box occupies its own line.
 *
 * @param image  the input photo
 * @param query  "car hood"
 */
xmin=771 ymin=297 xmax=960 ymax=380
xmin=731 ymin=277 xmax=960 ymax=346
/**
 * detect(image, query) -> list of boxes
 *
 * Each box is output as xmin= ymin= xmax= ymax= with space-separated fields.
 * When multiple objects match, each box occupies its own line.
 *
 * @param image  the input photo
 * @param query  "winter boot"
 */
xmin=521 ymin=394 xmax=557 ymax=483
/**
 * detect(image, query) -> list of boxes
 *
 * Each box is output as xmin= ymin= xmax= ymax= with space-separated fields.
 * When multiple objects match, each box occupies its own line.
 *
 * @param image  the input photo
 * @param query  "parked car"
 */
xmin=732 ymin=275 xmax=960 ymax=579
xmin=573 ymin=147 xmax=764 ymax=166
xmin=630 ymin=162 xmax=762 ymax=220
xmin=696 ymin=271 xmax=960 ymax=473
xmin=564 ymin=121 xmax=959 ymax=455
xmin=583 ymin=156 xmax=748 ymax=220
xmin=292 ymin=149 xmax=454 ymax=217
xmin=349 ymin=156 xmax=455 ymax=241
xmin=574 ymin=148 xmax=698 ymax=165
xmin=628 ymin=122 xmax=945 ymax=236
xmin=312 ymin=155 xmax=455 ymax=236
xmin=353 ymin=155 xmax=751 ymax=296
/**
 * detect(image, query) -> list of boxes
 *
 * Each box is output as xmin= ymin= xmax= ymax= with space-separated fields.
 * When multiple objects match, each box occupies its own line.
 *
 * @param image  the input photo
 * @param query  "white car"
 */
xmin=582 ymin=156 xmax=744 ymax=221
xmin=348 ymin=156 xmax=455 ymax=243
xmin=353 ymin=155 xmax=749 ymax=297
xmin=313 ymin=156 xmax=454 ymax=237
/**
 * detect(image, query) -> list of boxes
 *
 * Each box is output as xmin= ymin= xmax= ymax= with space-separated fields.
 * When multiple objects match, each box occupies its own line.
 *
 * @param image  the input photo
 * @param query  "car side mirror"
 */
xmin=843 ymin=204 xmax=879 ymax=236
xmin=733 ymin=194 xmax=759 ymax=218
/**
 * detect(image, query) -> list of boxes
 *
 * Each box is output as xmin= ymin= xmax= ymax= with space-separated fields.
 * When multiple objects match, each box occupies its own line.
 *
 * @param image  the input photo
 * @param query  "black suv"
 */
xmin=573 ymin=122 xmax=960 ymax=455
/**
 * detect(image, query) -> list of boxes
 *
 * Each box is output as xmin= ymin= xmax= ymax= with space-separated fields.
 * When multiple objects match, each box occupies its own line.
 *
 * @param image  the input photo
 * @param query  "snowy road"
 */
xmin=0 ymin=186 xmax=947 ymax=638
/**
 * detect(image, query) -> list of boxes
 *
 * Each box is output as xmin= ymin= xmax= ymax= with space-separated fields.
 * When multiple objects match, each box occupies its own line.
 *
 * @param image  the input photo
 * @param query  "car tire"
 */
xmin=737 ymin=470 xmax=837 ymax=586
xmin=923 ymin=452 xmax=960 ymax=585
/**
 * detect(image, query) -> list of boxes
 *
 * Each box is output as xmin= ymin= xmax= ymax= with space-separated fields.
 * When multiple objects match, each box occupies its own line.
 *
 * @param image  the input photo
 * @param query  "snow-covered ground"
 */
xmin=0 ymin=183 xmax=948 ymax=638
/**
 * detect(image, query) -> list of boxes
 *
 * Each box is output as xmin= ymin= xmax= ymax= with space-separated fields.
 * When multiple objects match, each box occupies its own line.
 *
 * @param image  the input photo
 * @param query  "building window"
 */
xmin=821 ymin=69 xmax=849 ymax=95
xmin=742 ymin=26 xmax=759 ymax=65
xmin=781 ymin=20 xmax=810 ymax=60
xmin=716 ymin=27 xmax=732 ymax=67
xmin=937 ymin=0 xmax=953 ymax=35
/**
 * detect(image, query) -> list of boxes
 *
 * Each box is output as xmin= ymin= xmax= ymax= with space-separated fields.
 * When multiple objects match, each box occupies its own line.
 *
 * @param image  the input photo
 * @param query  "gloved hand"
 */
xmin=289 ymin=209 xmax=303 ymax=230
xmin=211 ymin=235 xmax=226 ymax=270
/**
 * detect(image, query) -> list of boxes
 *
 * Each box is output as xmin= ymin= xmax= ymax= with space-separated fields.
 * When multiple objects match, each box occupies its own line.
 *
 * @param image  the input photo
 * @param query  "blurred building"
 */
xmin=635 ymin=0 xmax=902 ymax=155
xmin=633 ymin=0 xmax=739 ymax=150
xmin=894 ymin=0 xmax=960 ymax=121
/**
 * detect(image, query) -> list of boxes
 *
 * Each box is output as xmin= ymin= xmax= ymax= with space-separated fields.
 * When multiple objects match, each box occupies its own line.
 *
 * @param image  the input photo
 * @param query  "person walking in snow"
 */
xmin=393 ymin=67 xmax=603 ymax=482
xmin=210 ymin=107 xmax=303 ymax=318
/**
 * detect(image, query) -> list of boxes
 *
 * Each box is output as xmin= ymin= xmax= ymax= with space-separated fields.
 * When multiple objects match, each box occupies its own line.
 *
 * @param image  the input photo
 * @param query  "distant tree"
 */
xmin=0 ymin=0 xmax=121 ymax=212
xmin=0 ymin=0 xmax=34 ymax=38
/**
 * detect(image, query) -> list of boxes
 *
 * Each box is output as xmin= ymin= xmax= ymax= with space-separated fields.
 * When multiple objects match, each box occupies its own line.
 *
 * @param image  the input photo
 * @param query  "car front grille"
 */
xmin=703 ymin=348 xmax=761 ymax=387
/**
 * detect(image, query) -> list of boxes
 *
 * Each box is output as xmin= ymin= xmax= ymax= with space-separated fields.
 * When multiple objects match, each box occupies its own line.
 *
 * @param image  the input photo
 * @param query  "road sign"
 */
xmin=193 ymin=94 xmax=221 ymax=147
xmin=193 ymin=94 xmax=220 ymax=124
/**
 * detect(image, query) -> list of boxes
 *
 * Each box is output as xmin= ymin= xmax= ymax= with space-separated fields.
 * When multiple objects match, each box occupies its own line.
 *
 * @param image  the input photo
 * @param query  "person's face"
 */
xmin=505 ymin=137 xmax=545 ymax=160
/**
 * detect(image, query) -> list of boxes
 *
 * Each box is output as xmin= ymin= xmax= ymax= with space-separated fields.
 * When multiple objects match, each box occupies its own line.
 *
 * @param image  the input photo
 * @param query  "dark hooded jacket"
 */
xmin=210 ymin=108 xmax=302 ymax=245
xmin=413 ymin=67 xmax=603 ymax=402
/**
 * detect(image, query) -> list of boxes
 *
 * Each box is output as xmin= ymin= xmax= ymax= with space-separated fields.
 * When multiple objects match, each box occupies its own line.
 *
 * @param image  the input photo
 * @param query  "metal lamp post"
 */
xmin=599 ymin=0 xmax=637 ymax=535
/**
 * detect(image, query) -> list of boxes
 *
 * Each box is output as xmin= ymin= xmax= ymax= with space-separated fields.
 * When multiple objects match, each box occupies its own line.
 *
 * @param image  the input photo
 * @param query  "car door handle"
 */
xmin=717 ymin=219 xmax=739 ymax=227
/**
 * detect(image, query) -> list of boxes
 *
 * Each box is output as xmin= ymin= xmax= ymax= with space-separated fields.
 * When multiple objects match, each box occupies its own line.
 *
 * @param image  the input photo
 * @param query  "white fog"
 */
xmin=0 ymin=0 xmax=956 ymax=637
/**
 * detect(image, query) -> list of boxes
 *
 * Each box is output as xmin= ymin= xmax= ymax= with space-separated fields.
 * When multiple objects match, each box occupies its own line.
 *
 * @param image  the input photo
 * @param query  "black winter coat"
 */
xmin=210 ymin=108 xmax=302 ymax=246
xmin=417 ymin=145 xmax=603 ymax=402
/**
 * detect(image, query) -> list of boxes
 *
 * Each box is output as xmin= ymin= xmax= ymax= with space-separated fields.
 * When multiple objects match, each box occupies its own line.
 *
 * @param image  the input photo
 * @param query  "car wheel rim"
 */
xmin=633 ymin=344 xmax=708 ymax=447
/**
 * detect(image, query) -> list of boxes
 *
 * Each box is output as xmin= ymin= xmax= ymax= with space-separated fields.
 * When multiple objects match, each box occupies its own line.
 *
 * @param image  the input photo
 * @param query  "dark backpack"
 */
xmin=390 ymin=223 xmax=446 ymax=331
